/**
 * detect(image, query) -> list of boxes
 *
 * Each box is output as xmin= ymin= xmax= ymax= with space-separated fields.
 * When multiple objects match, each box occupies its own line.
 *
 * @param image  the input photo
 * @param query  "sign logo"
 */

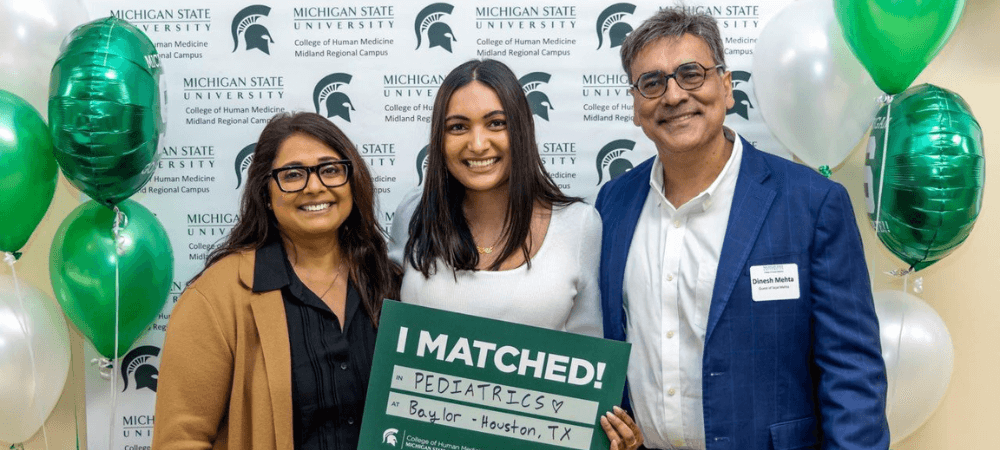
xmin=415 ymin=3 xmax=456 ymax=52
xmin=235 ymin=143 xmax=256 ymax=189
xmin=314 ymin=73 xmax=356 ymax=122
xmin=416 ymin=145 xmax=429 ymax=186
xmin=596 ymin=139 xmax=635 ymax=185
xmin=382 ymin=428 xmax=399 ymax=446
xmin=726 ymin=71 xmax=753 ymax=120
xmin=121 ymin=345 xmax=161 ymax=393
xmin=519 ymin=72 xmax=554 ymax=121
xmin=596 ymin=3 xmax=635 ymax=49
xmin=232 ymin=5 xmax=274 ymax=55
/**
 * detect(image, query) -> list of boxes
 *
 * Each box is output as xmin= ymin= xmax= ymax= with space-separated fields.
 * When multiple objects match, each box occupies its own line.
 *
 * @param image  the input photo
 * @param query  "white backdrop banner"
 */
xmin=79 ymin=1 xmax=793 ymax=448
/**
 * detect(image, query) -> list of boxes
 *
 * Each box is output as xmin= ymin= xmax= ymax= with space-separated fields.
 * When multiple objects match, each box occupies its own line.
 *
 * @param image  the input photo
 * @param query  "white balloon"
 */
xmin=0 ymin=0 xmax=89 ymax=115
xmin=874 ymin=290 xmax=954 ymax=445
xmin=752 ymin=0 xmax=882 ymax=169
xmin=0 ymin=275 xmax=72 ymax=444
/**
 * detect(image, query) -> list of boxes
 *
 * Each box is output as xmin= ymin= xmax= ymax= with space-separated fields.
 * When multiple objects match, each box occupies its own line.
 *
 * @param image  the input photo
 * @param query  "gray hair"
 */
xmin=620 ymin=7 xmax=726 ymax=81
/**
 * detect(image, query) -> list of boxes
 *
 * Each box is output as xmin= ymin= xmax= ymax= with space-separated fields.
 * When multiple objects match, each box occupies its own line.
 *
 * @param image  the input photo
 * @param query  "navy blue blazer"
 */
xmin=595 ymin=138 xmax=889 ymax=450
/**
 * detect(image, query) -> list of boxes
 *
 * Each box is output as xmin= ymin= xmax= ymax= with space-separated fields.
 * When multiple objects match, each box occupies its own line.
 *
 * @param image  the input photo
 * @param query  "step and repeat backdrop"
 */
xmin=80 ymin=0 xmax=793 ymax=447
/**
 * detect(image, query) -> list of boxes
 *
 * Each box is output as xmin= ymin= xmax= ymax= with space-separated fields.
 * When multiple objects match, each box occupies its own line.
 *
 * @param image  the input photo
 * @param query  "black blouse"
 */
xmin=253 ymin=240 xmax=377 ymax=450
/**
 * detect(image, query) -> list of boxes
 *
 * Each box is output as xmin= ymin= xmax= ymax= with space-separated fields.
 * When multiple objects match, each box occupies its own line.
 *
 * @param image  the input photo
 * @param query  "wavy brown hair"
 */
xmin=198 ymin=112 xmax=400 ymax=325
xmin=404 ymin=59 xmax=579 ymax=276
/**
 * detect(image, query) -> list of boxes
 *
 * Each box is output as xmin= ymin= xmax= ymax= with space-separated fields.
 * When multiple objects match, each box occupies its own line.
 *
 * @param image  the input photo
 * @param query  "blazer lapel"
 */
xmin=605 ymin=158 xmax=653 ymax=341
xmin=241 ymin=252 xmax=295 ymax=450
xmin=705 ymin=141 xmax=775 ymax=343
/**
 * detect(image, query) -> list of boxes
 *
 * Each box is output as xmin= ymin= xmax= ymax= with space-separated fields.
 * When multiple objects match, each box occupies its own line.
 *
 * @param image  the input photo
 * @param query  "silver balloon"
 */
xmin=874 ymin=290 xmax=954 ymax=445
xmin=0 ymin=274 xmax=71 ymax=444
xmin=752 ymin=0 xmax=882 ymax=169
xmin=0 ymin=0 xmax=89 ymax=115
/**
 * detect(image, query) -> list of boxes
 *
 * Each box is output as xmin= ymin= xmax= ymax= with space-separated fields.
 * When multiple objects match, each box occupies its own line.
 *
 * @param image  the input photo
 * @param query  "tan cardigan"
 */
xmin=152 ymin=250 xmax=294 ymax=450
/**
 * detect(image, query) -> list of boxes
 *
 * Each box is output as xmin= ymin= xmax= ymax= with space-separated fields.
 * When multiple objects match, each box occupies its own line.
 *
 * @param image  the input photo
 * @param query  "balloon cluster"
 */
xmin=753 ymin=0 xmax=977 ymax=443
xmin=43 ymin=16 xmax=174 ymax=362
xmin=0 ymin=13 xmax=174 ymax=445
xmin=754 ymin=0 xmax=982 ymax=272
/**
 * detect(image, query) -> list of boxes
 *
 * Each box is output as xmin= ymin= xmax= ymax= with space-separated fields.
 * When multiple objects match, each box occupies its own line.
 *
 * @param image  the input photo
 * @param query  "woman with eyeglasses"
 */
xmin=153 ymin=112 xmax=400 ymax=450
xmin=388 ymin=59 xmax=643 ymax=450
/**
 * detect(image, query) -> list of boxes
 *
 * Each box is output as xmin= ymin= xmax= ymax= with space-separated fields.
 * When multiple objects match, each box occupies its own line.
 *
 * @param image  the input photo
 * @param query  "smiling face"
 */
xmin=442 ymin=81 xmax=512 ymax=195
xmin=268 ymin=133 xmax=353 ymax=242
xmin=631 ymin=33 xmax=734 ymax=157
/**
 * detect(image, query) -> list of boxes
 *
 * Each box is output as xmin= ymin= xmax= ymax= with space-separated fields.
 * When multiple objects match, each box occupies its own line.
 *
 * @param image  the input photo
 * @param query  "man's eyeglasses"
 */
xmin=270 ymin=160 xmax=352 ymax=192
xmin=632 ymin=62 xmax=726 ymax=99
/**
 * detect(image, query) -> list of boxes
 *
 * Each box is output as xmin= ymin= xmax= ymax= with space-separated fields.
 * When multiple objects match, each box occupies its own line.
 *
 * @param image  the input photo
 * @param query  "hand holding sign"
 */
xmin=600 ymin=407 xmax=644 ymax=450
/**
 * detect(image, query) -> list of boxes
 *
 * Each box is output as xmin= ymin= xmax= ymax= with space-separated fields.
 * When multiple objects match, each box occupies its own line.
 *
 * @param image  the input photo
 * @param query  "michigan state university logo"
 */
xmin=727 ymin=71 xmax=753 ymax=120
xmin=314 ymin=73 xmax=356 ymax=122
xmin=416 ymin=145 xmax=429 ymax=186
xmin=519 ymin=72 xmax=554 ymax=121
xmin=383 ymin=428 xmax=399 ymax=446
xmin=235 ymin=143 xmax=256 ymax=189
xmin=596 ymin=139 xmax=635 ymax=185
xmin=415 ymin=3 xmax=456 ymax=53
xmin=596 ymin=3 xmax=635 ymax=50
xmin=121 ymin=345 xmax=160 ymax=393
xmin=232 ymin=5 xmax=274 ymax=55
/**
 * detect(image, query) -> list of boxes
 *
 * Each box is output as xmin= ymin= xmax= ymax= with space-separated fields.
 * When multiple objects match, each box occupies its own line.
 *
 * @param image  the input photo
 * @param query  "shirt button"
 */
xmin=705 ymin=199 xmax=713 ymax=208
xmin=341 ymin=362 xmax=349 ymax=370
xmin=666 ymin=274 xmax=674 ymax=281
xmin=347 ymin=417 xmax=355 ymax=425
xmin=673 ymin=220 xmax=681 ymax=228
xmin=668 ymin=388 xmax=676 ymax=396
xmin=667 ymin=330 xmax=675 ymax=338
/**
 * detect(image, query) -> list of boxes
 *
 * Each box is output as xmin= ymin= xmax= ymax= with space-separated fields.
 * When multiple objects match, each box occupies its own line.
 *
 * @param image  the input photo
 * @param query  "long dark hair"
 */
xmin=198 ymin=112 xmax=400 ymax=325
xmin=405 ymin=59 xmax=578 ymax=275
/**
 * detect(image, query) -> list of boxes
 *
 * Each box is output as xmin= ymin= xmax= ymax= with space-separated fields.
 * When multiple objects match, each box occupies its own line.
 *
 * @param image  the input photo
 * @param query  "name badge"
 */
xmin=750 ymin=263 xmax=800 ymax=301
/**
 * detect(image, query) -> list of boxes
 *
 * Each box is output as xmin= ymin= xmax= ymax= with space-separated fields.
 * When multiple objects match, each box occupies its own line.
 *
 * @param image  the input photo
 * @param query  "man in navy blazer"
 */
xmin=595 ymin=8 xmax=888 ymax=450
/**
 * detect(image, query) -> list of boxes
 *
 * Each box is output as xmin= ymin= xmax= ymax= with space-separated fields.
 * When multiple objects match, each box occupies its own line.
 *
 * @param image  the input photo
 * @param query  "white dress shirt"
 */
xmin=623 ymin=131 xmax=743 ymax=450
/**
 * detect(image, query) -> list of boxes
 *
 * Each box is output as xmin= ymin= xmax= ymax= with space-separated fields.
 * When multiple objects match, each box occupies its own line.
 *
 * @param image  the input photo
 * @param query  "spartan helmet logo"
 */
xmin=519 ymin=72 xmax=554 ymax=121
xmin=596 ymin=139 xmax=636 ymax=185
xmin=313 ymin=73 xmax=356 ymax=122
xmin=383 ymin=428 xmax=399 ymax=446
xmin=596 ymin=3 xmax=636 ymax=50
xmin=416 ymin=145 xmax=429 ymax=186
xmin=121 ymin=345 xmax=160 ymax=393
xmin=415 ymin=3 xmax=456 ymax=53
xmin=231 ymin=5 xmax=274 ymax=55
xmin=727 ymin=71 xmax=754 ymax=120
xmin=235 ymin=143 xmax=256 ymax=189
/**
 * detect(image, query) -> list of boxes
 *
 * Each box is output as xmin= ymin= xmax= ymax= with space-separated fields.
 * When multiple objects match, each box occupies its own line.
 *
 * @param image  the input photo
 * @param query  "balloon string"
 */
xmin=887 ymin=286 xmax=907 ymax=423
xmin=874 ymin=94 xmax=894 ymax=234
xmin=109 ymin=207 xmax=127 ymax=450
xmin=4 ymin=253 xmax=45 ymax=444
xmin=72 ymin=343 xmax=82 ymax=450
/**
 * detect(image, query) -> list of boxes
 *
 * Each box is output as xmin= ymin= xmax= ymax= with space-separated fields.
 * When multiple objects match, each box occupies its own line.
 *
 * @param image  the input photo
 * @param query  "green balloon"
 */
xmin=48 ymin=16 xmax=163 ymax=207
xmin=834 ymin=0 xmax=965 ymax=94
xmin=864 ymin=84 xmax=984 ymax=271
xmin=50 ymin=199 xmax=173 ymax=359
xmin=0 ymin=90 xmax=58 ymax=253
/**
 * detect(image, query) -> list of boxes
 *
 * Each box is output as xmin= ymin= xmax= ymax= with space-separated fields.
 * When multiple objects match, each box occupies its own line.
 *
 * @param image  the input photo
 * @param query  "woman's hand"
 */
xmin=600 ymin=406 xmax=643 ymax=450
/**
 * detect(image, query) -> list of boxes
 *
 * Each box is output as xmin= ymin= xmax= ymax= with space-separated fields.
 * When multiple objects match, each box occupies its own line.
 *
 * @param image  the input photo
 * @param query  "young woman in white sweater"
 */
xmin=388 ymin=59 xmax=643 ymax=450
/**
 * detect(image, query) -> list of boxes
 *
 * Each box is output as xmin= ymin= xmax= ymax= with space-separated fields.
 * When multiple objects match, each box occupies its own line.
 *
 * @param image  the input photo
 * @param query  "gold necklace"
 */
xmin=316 ymin=268 xmax=342 ymax=299
xmin=295 ymin=263 xmax=343 ymax=299
xmin=476 ymin=245 xmax=493 ymax=254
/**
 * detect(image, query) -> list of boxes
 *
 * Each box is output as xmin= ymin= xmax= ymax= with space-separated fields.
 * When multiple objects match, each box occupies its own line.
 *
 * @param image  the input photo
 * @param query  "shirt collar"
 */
xmin=253 ymin=239 xmax=291 ymax=292
xmin=648 ymin=127 xmax=743 ymax=214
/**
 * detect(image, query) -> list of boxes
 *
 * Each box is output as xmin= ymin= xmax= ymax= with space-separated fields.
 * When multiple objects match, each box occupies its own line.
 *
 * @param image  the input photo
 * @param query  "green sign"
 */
xmin=359 ymin=301 xmax=631 ymax=450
